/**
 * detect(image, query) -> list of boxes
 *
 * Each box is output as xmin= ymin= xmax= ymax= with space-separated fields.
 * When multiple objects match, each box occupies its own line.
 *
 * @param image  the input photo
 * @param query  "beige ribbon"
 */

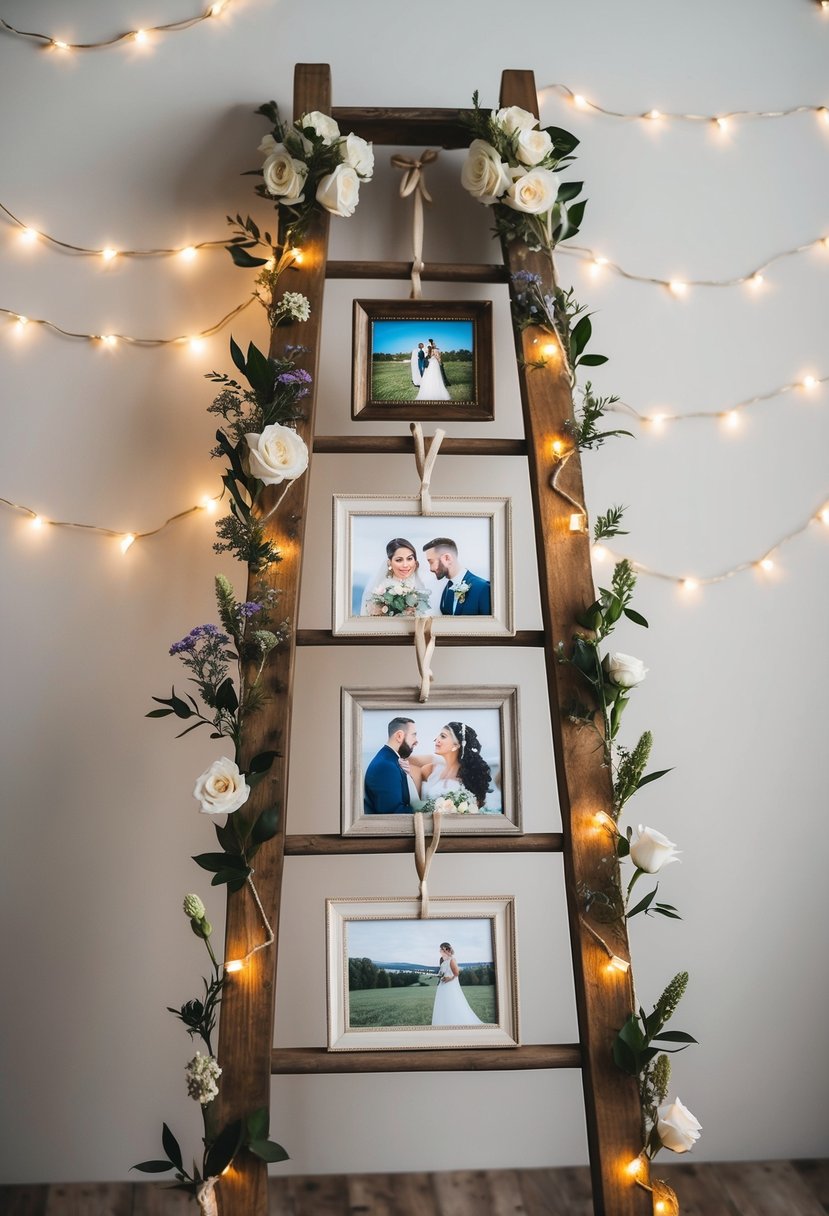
xmin=390 ymin=149 xmax=438 ymax=299
xmin=196 ymin=1177 xmax=219 ymax=1216
xmin=410 ymin=421 xmax=445 ymax=515
xmin=413 ymin=808 xmax=443 ymax=918
xmin=414 ymin=615 xmax=436 ymax=702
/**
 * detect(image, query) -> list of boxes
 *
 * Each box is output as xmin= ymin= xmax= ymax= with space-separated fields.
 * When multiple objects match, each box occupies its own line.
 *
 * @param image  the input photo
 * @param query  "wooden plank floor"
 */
xmin=2 ymin=1160 xmax=828 ymax=1215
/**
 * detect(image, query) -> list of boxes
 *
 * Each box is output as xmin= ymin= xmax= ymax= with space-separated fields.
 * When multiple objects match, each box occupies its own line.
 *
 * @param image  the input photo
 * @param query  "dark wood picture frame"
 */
xmin=352 ymin=298 xmax=494 ymax=421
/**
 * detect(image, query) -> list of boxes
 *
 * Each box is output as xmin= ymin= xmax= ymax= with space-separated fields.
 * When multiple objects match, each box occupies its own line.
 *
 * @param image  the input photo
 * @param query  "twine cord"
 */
xmin=391 ymin=149 xmax=438 ymax=299
xmin=413 ymin=809 xmax=443 ymax=919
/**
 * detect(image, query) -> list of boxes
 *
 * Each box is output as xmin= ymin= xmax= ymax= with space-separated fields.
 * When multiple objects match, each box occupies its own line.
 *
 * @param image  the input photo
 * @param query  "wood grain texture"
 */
xmin=329 ymin=108 xmax=474 ymax=147
xmin=214 ymin=63 xmax=333 ymax=1216
xmin=327 ymin=260 xmax=509 ymax=283
xmin=313 ymin=436 xmax=527 ymax=456
xmin=270 ymin=1044 xmax=581 ymax=1074
xmin=284 ymin=832 xmax=563 ymax=855
xmin=497 ymin=70 xmax=650 ymax=1216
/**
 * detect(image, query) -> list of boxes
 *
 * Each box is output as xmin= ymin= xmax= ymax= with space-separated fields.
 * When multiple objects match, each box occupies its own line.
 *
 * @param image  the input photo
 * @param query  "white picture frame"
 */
xmin=341 ymin=686 xmax=522 ymax=836
xmin=332 ymin=495 xmax=514 ymax=637
xmin=326 ymin=895 xmax=520 ymax=1052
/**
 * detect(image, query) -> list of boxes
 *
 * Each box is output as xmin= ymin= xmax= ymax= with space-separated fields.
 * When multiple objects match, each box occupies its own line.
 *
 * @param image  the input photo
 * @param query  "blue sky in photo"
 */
xmin=371 ymin=319 xmax=473 ymax=355
xmin=347 ymin=917 xmax=494 ymax=967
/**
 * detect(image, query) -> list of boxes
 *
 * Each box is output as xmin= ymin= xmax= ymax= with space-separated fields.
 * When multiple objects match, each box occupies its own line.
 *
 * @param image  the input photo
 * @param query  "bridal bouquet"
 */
xmin=461 ymin=95 xmax=585 ymax=255
xmin=366 ymin=578 xmax=431 ymax=617
xmin=422 ymin=787 xmax=480 ymax=815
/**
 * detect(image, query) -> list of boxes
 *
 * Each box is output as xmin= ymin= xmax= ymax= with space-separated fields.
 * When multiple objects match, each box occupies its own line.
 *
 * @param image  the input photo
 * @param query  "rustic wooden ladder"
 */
xmin=215 ymin=64 xmax=652 ymax=1216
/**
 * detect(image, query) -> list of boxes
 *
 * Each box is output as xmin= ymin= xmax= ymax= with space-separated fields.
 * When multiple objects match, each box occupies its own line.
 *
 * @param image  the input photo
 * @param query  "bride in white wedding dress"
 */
xmin=406 ymin=722 xmax=493 ymax=810
xmin=431 ymin=942 xmax=483 ymax=1026
xmin=415 ymin=343 xmax=451 ymax=401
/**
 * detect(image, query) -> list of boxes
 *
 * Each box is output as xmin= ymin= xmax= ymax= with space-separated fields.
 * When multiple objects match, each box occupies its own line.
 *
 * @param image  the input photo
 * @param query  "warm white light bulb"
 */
xmin=573 ymin=94 xmax=588 ymax=109
xmin=748 ymin=274 xmax=764 ymax=290
xmin=715 ymin=116 xmax=728 ymax=133
xmin=52 ymin=39 xmax=70 ymax=51
xmin=626 ymin=1157 xmax=643 ymax=1177
xmin=210 ymin=2 xmax=226 ymax=15
xmin=201 ymin=495 xmax=218 ymax=514
xmin=225 ymin=959 xmax=244 ymax=973
xmin=31 ymin=515 xmax=44 ymax=529
xmin=820 ymin=507 xmax=829 ymax=526
xmin=16 ymin=315 xmax=29 ymax=329
xmin=802 ymin=375 xmax=818 ymax=390
xmin=592 ymin=545 xmax=610 ymax=563
xmin=541 ymin=342 xmax=559 ymax=358
xmin=609 ymin=955 xmax=630 ymax=974
xmin=649 ymin=413 xmax=666 ymax=429
xmin=180 ymin=246 xmax=197 ymax=262
xmin=101 ymin=247 xmax=117 ymax=261
xmin=682 ymin=578 xmax=698 ymax=592
xmin=668 ymin=280 xmax=688 ymax=297
xmin=647 ymin=109 xmax=661 ymax=120
xmin=120 ymin=533 xmax=135 ymax=554
xmin=759 ymin=558 xmax=774 ymax=572
xmin=134 ymin=29 xmax=147 ymax=43
xmin=723 ymin=410 xmax=740 ymax=430
xmin=821 ymin=107 xmax=829 ymax=124
xmin=290 ymin=246 xmax=304 ymax=264
xmin=189 ymin=337 xmax=206 ymax=354
xmin=100 ymin=334 xmax=117 ymax=347
xmin=569 ymin=513 xmax=587 ymax=532
xmin=20 ymin=228 xmax=38 ymax=244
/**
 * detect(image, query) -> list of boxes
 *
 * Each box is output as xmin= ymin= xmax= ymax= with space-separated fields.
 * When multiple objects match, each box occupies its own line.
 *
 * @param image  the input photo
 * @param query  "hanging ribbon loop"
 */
xmin=413 ymin=809 xmax=443 ymax=919
xmin=410 ymin=421 xmax=445 ymax=515
xmin=390 ymin=148 xmax=438 ymax=299
xmin=414 ymin=615 xmax=436 ymax=702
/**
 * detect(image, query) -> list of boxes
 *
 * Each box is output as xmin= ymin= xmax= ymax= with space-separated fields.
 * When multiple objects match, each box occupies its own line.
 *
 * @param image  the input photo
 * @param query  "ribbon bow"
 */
xmin=390 ymin=149 xmax=439 ymax=299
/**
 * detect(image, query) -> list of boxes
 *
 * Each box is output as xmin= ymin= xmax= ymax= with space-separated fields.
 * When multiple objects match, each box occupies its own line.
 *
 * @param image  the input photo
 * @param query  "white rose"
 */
xmin=433 ymin=798 xmax=450 ymax=815
xmin=340 ymin=132 xmax=374 ymax=180
xmin=244 ymin=423 xmax=309 ymax=486
xmin=193 ymin=758 xmax=250 ymax=816
xmin=629 ymin=825 xmax=680 ymax=873
xmin=258 ymin=133 xmax=278 ymax=157
xmin=603 ymin=652 xmax=648 ymax=688
xmin=262 ymin=146 xmax=308 ymax=205
xmin=457 ymin=800 xmax=469 ymax=813
xmin=516 ymin=127 xmax=554 ymax=166
xmin=656 ymin=1098 xmax=702 ymax=1153
xmin=300 ymin=110 xmax=340 ymax=145
xmin=461 ymin=139 xmax=512 ymax=205
xmin=493 ymin=105 xmax=538 ymax=135
xmin=504 ymin=167 xmax=559 ymax=214
xmin=316 ymin=163 xmax=361 ymax=217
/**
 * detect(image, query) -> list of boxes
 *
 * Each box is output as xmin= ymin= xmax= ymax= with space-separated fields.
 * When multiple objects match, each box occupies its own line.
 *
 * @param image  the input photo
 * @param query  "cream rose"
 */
xmin=629 ymin=825 xmax=680 ymax=873
xmin=603 ymin=651 xmax=648 ymax=688
xmin=493 ymin=105 xmax=538 ymax=135
xmin=504 ymin=167 xmax=559 ymax=214
xmin=516 ymin=127 xmax=554 ymax=166
xmin=244 ymin=423 xmax=309 ymax=486
xmin=460 ymin=139 xmax=512 ymax=205
xmin=193 ymin=758 xmax=250 ymax=816
xmin=340 ymin=132 xmax=374 ymax=179
xmin=315 ymin=163 xmax=361 ymax=217
xmin=656 ymin=1098 xmax=702 ymax=1153
xmin=300 ymin=110 xmax=340 ymax=145
xmin=258 ymin=133 xmax=278 ymax=157
xmin=262 ymin=146 xmax=308 ymax=205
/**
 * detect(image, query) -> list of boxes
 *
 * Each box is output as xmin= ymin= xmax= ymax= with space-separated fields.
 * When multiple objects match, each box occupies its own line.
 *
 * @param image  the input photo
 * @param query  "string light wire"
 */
xmin=609 ymin=373 xmax=828 ymax=426
xmin=540 ymin=82 xmax=829 ymax=126
xmin=0 ymin=3 xmax=237 ymax=52
xmin=1 ymin=202 xmax=229 ymax=259
xmin=1 ymin=297 xmax=256 ymax=347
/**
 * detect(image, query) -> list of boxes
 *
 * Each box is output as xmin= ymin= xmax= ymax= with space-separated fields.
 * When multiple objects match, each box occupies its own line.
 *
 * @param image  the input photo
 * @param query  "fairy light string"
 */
xmin=1 ymin=297 xmax=256 ymax=348
xmin=611 ymin=372 xmax=828 ymax=427
xmin=540 ymin=82 xmax=829 ymax=127
xmin=0 ymin=3 xmax=237 ymax=52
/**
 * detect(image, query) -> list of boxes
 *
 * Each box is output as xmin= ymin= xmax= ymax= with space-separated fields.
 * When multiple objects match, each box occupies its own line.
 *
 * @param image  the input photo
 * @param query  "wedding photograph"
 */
xmin=332 ymin=495 xmax=514 ymax=637
xmin=352 ymin=299 xmax=494 ymax=420
xmin=341 ymin=686 xmax=522 ymax=836
xmin=326 ymin=896 xmax=519 ymax=1051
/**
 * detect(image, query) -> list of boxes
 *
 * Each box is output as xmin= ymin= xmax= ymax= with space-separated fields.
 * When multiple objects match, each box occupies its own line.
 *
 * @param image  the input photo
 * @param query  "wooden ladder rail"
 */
xmin=216 ymin=63 xmax=650 ymax=1216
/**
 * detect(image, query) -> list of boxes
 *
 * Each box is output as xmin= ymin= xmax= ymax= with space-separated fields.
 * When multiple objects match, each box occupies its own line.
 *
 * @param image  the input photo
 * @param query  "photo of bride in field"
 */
xmin=346 ymin=918 xmax=497 ymax=1028
xmin=370 ymin=319 xmax=474 ymax=404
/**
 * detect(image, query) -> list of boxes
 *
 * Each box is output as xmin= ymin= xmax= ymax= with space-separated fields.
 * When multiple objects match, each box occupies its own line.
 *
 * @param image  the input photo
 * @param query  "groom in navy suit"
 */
xmin=364 ymin=717 xmax=418 ymax=814
xmin=423 ymin=537 xmax=491 ymax=616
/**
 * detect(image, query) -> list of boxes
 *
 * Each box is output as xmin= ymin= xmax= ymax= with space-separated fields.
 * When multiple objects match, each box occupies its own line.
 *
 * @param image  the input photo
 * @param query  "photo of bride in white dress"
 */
xmin=405 ymin=721 xmax=493 ymax=811
xmin=415 ymin=341 xmax=451 ymax=402
xmin=431 ymin=942 xmax=484 ymax=1026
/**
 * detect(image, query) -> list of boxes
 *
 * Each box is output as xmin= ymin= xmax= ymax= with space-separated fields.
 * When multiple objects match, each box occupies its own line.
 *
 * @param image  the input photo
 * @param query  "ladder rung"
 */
xmin=285 ymin=833 xmax=563 ymax=856
xmin=295 ymin=630 xmax=546 ymax=648
xmin=313 ymin=436 xmax=527 ymax=456
xmin=330 ymin=107 xmax=474 ymax=147
xmin=271 ymin=1044 xmax=581 ymax=1074
xmin=326 ymin=260 xmax=509 ymax=283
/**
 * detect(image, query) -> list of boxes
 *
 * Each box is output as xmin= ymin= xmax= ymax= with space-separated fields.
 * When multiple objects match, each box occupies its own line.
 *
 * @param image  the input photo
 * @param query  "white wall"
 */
xmin=1 ymin=0 xmax=827 ymax=1184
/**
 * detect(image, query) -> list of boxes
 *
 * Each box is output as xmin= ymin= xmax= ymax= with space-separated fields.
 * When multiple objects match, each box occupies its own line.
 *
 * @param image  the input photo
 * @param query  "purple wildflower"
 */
xmin=236 ymin=602 xmax=262 ymax=619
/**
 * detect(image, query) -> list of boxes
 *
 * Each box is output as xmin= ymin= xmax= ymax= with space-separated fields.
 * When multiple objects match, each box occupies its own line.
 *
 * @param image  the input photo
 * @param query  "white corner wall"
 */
xmin=1 ymin=0 xmax=827 ymax=1184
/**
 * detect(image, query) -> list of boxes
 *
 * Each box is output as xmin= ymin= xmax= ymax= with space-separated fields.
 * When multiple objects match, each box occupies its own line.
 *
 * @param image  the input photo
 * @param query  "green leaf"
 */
xmin=557 ymin=180 xmax=583 ymax=203
xmin=246 ymin=1107 xmax=269 ymax=1142
xmin=570 ymin=315 xmax=592 ymax=358
xmin=577 ymin=354 xmax=609 ymax=367
xmin=193 ymin=852 xmax=249 ymax=874
xmin=228 ymin=244 xmax=269 ymax=269
xmin=229 ymin=337 xmax=247 ymax=377
xmin=636 ymin=768 xmax=674 ymax=790
xmin=162 ymin=1123 xmax=184 ymax=1171
xmin=214 ymin=819 xmax=239 ymax=853
xmin=146 ymin=708 xmax=174 ymax=718
xmin=251 ymin=804 xmax=280 ymax=845
xmin=546 ymin=126 xmax=580 ymax=156
xmin=248 ymin=750 xmax=278 ymax=775
xmin=623 ymin=607 xmax=649 ymax=628
xmin=249 ymin=1139 xmax=290 ymax=1164
xmin=217 ymin=871 xmax=250 ymax=892
xmin=245 ymin=342 xmax=274 ymax=401
xmin=222 ymin=473 xmax=251 ymax=518
xmin=175 ymin=721 xmax=209 ymax=740
xmin=564 ymin=199 xmax=587 ymax=232
xmin=653 ymin=1030 xmax=698 ymax=1044
xmin=627 ymin=887 xmax=657 ymax=917
xmin=214 ymin=677 xmax=239 ymax=714
xmin=654 ymin=905 xmax=682 ymax=920
xmin=205 ymin=1119 xmax=243 ymax=1178
xmin=133 ymin=1160 xmax=174 ymax=1173
xmin=616 ymin=836 xmax=630 ymax=858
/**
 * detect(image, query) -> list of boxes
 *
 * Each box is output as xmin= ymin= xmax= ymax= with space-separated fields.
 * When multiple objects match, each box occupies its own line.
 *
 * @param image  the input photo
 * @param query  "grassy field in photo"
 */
xmin=348 ymin=979 xmax=496 ymax=1027
xmin=370 ymin=359 xmax=474 ymax=403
